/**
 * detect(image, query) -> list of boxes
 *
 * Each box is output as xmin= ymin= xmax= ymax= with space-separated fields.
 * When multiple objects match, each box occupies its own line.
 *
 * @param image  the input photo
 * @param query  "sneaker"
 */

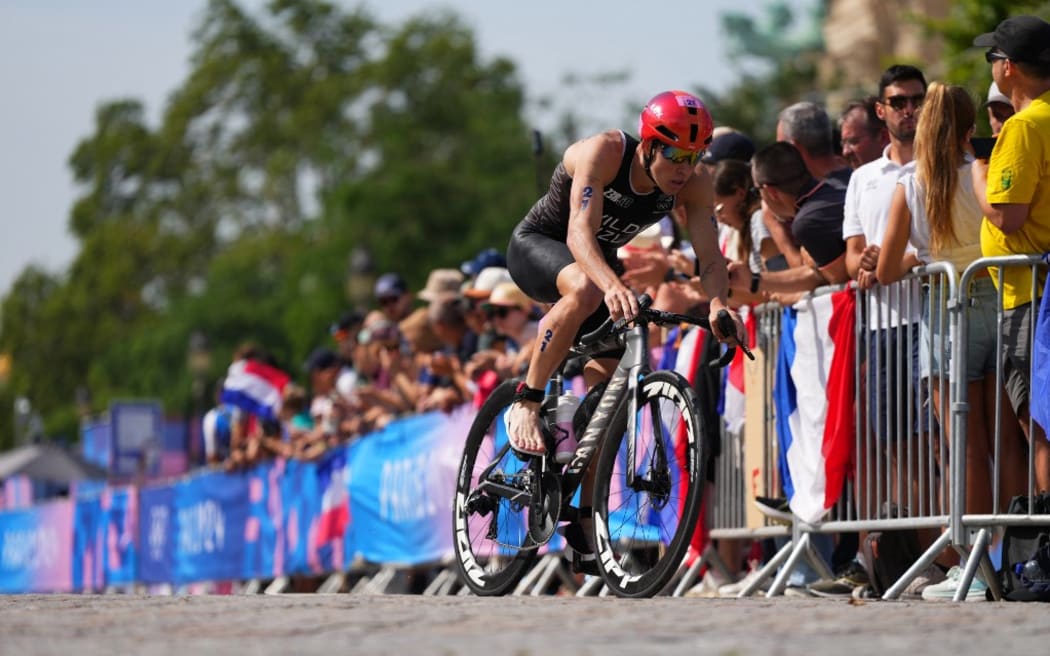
xmin=753 ymin=496 xmax=792 ymax=524
xmin=685 ymin=573 xmax=727 ymax=598
xmin=900 ymin=564 xmax=947 ymax=599
xmin=783 ymin=584 xmax=815 ymax=598
xmin=718 ymin=568 xmax=769 ymax=597
xmin=807 ymin=560 xmax=870 ymax=598
xmin=920 ymin=566 xmax=987 ymax=601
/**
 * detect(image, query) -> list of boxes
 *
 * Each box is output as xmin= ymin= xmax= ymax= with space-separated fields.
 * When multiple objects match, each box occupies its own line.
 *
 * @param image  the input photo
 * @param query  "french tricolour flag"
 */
xmin=719 ymin=306 xmax=755 ymax=435
xmin=773 ymin=289 xmax=855 ymax=524
xmin=221 ymin=359 xmax=290 ymax=421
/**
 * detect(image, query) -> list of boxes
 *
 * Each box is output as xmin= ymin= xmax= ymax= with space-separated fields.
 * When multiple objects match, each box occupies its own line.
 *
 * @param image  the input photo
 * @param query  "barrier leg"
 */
xmin=264 ymin=576 xmax=289 ymax=595
xmin=738 ymin=539 xmax=793 ymax=598
xmin=576 ymin=575 xmax=604 ymax=597
xmin=767 ymin=534 xmax=812 ymax=597
xmin=954 ymin=528 xmax=990 ymax=602
xmin=512 ymin=557 xmax=547 ymax=595
xmin=317 ymin=572 xmax=345 ymax=593
xmin=671 ymin=551 xmax=708 ymax=597
xmin=882 ymin=529 xmax=951 ymax=600
xmin=530 ymin=554 xmax=566 ymax=596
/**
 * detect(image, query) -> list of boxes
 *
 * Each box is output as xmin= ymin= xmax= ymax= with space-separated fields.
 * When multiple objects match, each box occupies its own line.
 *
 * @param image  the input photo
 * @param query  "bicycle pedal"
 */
xmin=566 ymin=548 xmax=600 ymax=576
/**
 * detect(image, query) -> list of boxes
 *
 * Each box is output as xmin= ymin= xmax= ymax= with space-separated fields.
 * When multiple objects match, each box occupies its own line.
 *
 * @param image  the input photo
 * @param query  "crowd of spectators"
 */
xmin=197 ymin=14 xmax=1050 ymax=601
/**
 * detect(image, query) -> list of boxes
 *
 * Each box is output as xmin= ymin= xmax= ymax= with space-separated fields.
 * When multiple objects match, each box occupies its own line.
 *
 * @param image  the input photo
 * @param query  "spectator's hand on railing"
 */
xmin=726 ymin=260 xmax=751 ymax=291
xmin=621 ymin=248 xmax=670 ymax=291
xmin=856 ymin=243 xmax=880 ymax=290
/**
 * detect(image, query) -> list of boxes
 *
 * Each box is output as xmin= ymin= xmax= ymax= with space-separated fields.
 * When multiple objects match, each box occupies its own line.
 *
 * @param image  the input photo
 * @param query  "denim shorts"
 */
xmin=920 ymin=276 xmax=999 ymax=381
xmin=865 ymin=326 xmax=931 ymax=440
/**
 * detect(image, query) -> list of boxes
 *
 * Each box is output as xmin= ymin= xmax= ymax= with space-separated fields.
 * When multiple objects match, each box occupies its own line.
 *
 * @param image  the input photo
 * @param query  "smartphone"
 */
xmin=970 ymin=137 xmax=997 ymax=160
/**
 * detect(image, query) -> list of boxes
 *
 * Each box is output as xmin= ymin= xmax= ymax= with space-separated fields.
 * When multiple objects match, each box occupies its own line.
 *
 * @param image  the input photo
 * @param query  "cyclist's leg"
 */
xmin=506 ymin=228 xmax=604 ymax=455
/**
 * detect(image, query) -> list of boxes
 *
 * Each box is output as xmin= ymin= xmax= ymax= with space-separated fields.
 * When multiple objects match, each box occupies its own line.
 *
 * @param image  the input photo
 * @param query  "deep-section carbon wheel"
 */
xmin=591 ymin=370 xmax=708 ymax=598
xmin=452 ymin=380 xmax=537 ymax=595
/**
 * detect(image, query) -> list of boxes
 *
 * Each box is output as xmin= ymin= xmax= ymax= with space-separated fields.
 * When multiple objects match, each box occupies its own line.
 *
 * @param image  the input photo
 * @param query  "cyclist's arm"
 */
xmin=563 ymin=131 xmax=636 ymax=318
xmin=679 ymin=168 xmax=731 ymax=313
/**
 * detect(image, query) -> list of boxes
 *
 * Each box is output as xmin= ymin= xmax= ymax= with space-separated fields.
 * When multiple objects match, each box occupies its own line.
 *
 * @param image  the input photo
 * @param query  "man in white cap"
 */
xmin=985 ymin=81 xmax=1015 ymax=137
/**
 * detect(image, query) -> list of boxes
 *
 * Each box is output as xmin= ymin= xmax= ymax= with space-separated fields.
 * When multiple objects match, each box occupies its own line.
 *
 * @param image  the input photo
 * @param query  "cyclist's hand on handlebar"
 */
xmin=708 ymin=305 xmax=746 ymax=348
xmin=604 ymin=283 xmax=639 ymax=322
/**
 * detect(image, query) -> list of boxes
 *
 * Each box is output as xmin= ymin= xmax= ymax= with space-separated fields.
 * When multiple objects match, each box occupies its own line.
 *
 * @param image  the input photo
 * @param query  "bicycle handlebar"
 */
xmin=576 ymin=294 xmax=754 ymax=367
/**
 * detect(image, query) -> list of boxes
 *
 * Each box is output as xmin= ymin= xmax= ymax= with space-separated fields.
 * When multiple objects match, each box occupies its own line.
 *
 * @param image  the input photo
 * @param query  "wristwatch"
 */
xmin=750 ymin=272 xmax=761 ymax=294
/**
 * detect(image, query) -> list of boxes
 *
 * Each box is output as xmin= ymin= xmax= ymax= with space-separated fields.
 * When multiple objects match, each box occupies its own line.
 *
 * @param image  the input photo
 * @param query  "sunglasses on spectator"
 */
xmin=881 ymin=94 xmax=924 ymax=112
xmin=378 ymin=296 xmax=400 ymax=306
xmin=985 ymin=49 xmax=1010 ymax=63
xmin=487 ymin=306 xmax=518 ymax=319
xmin=659 ymin=142 xmax=704 ymax=166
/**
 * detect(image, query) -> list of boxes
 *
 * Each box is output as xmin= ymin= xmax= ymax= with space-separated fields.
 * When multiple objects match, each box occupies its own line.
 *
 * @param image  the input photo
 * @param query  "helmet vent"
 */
xmin=656 ymin=125 xmax=677 ymax=142
xmin=689 ymin=124 xmax=698 ymax=142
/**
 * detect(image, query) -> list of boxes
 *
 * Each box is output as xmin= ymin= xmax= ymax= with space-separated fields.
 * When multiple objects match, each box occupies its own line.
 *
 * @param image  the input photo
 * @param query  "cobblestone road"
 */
xmin=2 ymin=594 xmax=1048 ymax=655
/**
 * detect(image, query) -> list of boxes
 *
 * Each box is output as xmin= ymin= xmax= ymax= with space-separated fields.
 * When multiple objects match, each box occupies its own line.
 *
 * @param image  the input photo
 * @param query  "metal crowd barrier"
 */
xmin=740 ymin=264 xmax=960 ymax=598
xmin=940 ymin=255 xmax=1050 ymax=601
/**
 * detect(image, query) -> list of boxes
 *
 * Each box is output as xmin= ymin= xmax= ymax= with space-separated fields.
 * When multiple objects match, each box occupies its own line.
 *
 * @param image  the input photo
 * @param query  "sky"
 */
xmin=0 ymin=0 xmax=794 ymax=298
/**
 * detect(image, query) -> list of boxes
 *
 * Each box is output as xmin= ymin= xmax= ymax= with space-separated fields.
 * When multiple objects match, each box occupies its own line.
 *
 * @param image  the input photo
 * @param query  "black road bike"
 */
xmin=452 ymin=295 xmax=751 ymax=598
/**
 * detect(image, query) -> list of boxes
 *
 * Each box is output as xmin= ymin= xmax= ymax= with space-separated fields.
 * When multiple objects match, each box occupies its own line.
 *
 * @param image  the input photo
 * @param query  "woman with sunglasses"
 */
xmin=504 ymin=89 xmax=744 ymax=459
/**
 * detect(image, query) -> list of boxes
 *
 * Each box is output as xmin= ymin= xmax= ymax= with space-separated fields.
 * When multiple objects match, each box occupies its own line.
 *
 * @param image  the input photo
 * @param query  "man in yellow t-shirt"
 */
xmin=972 ymin=14 xmax=1050 ymax=492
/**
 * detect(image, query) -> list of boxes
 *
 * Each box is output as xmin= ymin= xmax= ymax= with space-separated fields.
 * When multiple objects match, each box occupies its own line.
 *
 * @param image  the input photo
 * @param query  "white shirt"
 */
xmin=842 ymin=146 xmax=919 ymax=328
xmin=899 ymin=156 xmax=982 ymax=274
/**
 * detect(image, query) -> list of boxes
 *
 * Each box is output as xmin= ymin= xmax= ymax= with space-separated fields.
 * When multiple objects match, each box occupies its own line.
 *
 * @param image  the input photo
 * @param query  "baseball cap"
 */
xmin=373 ymin=273 xmax=408 ymax=299
xmin=330 ymin=310 xmax=364 ymax=337
xmin=304 ymin=347 xmax=339 ymax=373
xmin=460 ymin=248 xmax=507 ymax=277
xmin=700 ymin=132 xmax=756 ymax=165
xmin=985 ymin=81 xmax=1011 ymax=107
xmin=418 ymin=268 xmax=464 ymax=302
xmin=973 ymin=15 xmax=1050 ymax=64
xmin=463 ymin=267 xmax=513 ymax=300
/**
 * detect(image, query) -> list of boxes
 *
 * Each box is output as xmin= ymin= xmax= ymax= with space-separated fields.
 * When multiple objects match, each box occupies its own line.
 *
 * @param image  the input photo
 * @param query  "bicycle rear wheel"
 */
xmin=452 ymin=380 xmax=538 ymax=595
xmin=591 ymin=370 xmax=708 ymax=598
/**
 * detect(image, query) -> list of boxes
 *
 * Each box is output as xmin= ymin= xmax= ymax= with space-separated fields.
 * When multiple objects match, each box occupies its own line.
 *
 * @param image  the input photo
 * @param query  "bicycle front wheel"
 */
xmin=452 ymin=379 xmax=537 ymax=595
xmin=592 ymin=370 xmax=709 ymax=598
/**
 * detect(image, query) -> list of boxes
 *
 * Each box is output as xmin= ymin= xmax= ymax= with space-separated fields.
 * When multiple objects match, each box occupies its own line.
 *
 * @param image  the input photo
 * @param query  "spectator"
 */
xmin=838 ymin=97 xmax=889 ymax=170
xmin=351 ymin=318 xmax=414 ymax=431
xmin=297 ymin=347 xmax=345 ymax=460
xmin=372 ymin=273 xmax=413 ymax=324
xmin=985 ymin=81 xmax=1016 ymax=137
xmin=468 ymin=282 xmax=539 ymax=384
xmin=699 ymin=131 xmax=756 ymax=171
xmin=844 ymin=64 xmax=926 ymax=289
xmin=711 ymin=159 xmax=782 ymax=285
xmin=462 ymin=266 xmax=513 ymax=349
xmin=972 ymin=14 xmax=1050 ymax=494
xmin=330 ymin=310 xmax=364 ymax=366
xmin=460 ymin=247 xmax=507 ymax=279
xmin=202 ymin=378 xmax=240 ymax=467
xmin=727 ymin=142 xmax=849 ymax=299
xmin=876 ymin=84 xmax=1026 ymax=573
xmin=417 ymin=268 xmax=465 ymax=304
xmin=777 ymin=101 xmax=851 ymax=182
xmin=417 ymin=296 xmax=476 ymax=413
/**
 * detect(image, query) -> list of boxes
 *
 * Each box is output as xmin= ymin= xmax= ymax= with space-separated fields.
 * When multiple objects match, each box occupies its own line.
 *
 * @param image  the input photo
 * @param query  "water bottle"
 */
xmin=554 ymin=392 xmax=580 ymax=464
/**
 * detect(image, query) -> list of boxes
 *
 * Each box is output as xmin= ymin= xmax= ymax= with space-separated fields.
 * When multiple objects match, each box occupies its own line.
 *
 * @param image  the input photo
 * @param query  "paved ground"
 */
xmin=1 ymin=593 xmax=1048 ymax=655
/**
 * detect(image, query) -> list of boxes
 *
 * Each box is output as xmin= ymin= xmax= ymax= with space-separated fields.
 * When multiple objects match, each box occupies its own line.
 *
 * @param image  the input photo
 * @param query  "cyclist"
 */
xmin=505 ymin=90 xmax=745 ymax=457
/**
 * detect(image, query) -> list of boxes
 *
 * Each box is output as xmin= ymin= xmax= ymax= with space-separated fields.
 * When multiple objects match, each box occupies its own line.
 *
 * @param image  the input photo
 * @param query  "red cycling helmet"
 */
xmin=638 ymin=90 xmax=714 ymax=151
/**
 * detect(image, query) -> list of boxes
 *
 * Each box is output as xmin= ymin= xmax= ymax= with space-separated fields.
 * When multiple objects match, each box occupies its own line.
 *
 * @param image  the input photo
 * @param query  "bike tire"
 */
xmin=591 ymin=370 xmax=709 ymax=598
xmin=452 ymin=379 xmax=537 ymax=595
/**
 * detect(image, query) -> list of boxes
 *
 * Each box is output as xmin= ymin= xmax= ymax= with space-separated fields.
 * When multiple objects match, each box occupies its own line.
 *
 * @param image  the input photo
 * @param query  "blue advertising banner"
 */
xmin=347 ymin=410 xmax=466 ymax=566
xmin=0 ymin=500 xmax=74 ymax=593
xmin=172 ymin=470 xmax=250 ymax=584
xmin=103 ymin=487 xmax=139 ymax=586
xmin=72 ymin=496 xmax=104 ymax=591
xmin=242 ymin=461 xmax=283 ymax=579
xmin=138 ymin=484 xmax=175 ymax=584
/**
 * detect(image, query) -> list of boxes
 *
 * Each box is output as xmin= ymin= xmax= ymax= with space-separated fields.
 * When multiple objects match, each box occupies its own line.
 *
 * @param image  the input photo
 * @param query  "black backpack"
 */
xmin=1000 ymin=492 xmax=1050 ymax=602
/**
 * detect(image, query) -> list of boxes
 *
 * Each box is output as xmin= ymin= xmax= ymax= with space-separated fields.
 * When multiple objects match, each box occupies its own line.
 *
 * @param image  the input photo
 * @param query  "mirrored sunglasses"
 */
xmin=659 ymin=143 xmax=703 ymax=166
